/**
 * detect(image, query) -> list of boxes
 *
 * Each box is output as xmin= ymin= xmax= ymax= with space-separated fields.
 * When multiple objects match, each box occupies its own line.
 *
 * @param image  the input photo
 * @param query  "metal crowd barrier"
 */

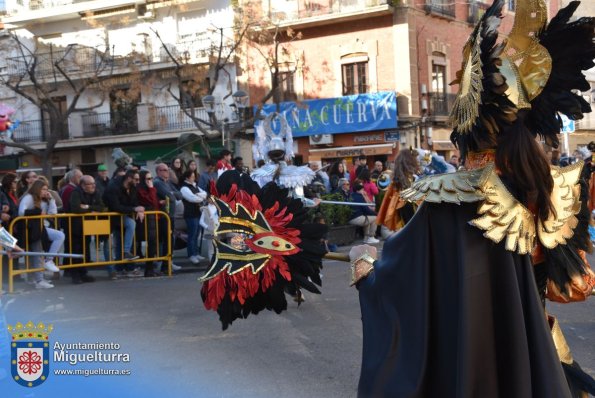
xmin=1 ymin=210 xmax=172 ymax=293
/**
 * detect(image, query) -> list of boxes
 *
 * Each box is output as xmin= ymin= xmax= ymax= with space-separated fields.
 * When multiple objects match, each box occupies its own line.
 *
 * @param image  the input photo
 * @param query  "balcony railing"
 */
xmin=80 ymin=104 xmax=210 ymax=137
xmin=153 ymin=105 xmax=210 ymax=131
xmin=428 ymin=92 xmax=457 ymax=117
xmin=12 ymin=119 xmax=47 ymax=143
xmin=81 ymin=111 xmax=138 ymax=137
xmin=8 ymin=0 xmax=90 ymax=13
xmin=576 ymin=111 xmax=595 ymax=130
xmin=467 ymin=1 xmax=489 ymax=24
xmin=425 ymin=0 xmax=456 ymax=18
xmin=6 ymin=45 xmax=108 ymax=79
xmin=270 ymin=0 xmax=388 ymax=23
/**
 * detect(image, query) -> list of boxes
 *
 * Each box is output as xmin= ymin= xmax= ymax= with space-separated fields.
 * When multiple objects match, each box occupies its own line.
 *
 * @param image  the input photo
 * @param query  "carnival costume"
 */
xmin=250 ymin=113 xmax=316 ymax=204
xmin=376 ymin=149 xmax=420 ymax=235
xmin=354 ymin=1 xmax=595 ymax=396
xmin=200 ymin=170 xmax=327 ymax=330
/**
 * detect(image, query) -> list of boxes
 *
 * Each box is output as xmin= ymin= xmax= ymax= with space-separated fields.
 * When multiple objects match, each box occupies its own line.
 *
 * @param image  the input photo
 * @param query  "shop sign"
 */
xmin=384 ymin=130 xmax=400 ymax=142
xmin=311 ymin=144 xmax=394 ymax=158
xmin=255 ymin=91 xmax=397 ymax=138
xmin=353 ymin=134 xmax=384 ymax=145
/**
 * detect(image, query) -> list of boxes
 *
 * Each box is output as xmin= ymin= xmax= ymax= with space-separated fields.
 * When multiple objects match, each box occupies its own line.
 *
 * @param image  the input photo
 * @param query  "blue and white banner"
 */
xmin=254 ymin=91 xmax=397 ymax=137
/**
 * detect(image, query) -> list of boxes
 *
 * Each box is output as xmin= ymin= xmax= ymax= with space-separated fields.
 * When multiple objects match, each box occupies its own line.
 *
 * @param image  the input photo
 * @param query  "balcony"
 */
xmin=171 ymin=33 xmax=234 ymax=65
xmin=152 ymin=104 xmax=210 ymax=131
xmin=428 ymin=92 xmax=457 ymax=119
xmin=6 ymin=44 xmax=109 ymax=80
xmin=576 ymin=111 xmax=595 ymax=131
xmin=80 ymin=103 xmax=210 ymax=138
xmin=467 ymin=1 xmax=489 ymax=24
xmin=270 ymin=0 xmax=389 ymax=24
xmin=425 ymin=0 xmax=456 ymax=19
xmin=81 ymin=111 xmax=138 ymax=137
xmin=12 ymin=119 xmax=48 ymax=143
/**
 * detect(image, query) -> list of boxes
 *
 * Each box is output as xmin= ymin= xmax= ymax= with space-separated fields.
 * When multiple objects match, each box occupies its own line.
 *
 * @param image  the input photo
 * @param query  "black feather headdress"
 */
xmin=201 ymin=171 xmax=327 ymax=330
xmin=450 ymin=0 xmax=595 ymax=161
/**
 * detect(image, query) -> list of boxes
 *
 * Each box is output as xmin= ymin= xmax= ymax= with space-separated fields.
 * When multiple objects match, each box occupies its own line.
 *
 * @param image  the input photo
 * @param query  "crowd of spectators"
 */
xmin=1 ymin=151 xmax=411 ymax=288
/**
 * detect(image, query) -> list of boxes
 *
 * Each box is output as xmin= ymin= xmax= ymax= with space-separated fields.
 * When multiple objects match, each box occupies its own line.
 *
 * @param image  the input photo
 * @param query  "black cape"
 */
xmin=357 ymin=201 xmax=570 ymax=398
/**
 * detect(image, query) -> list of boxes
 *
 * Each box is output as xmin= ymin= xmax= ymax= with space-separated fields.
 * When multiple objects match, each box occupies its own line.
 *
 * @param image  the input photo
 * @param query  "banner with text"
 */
xmin=254 ymin=91 xmax=397 ymax=137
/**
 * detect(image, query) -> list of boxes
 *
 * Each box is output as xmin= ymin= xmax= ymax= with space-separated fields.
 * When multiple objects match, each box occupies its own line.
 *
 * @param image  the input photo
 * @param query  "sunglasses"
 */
xmin=146 ymin=177 xmax=153 ymax=180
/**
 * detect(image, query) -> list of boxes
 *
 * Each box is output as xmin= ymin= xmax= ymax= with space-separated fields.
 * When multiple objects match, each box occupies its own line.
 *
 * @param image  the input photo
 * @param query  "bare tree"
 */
xmin=152 ymin=1 xmax=304 ymax=159
xmin=0 ymin=33 xmax=114 ymax=183
xmin=152 ymin=23 xmax=251 ymax=158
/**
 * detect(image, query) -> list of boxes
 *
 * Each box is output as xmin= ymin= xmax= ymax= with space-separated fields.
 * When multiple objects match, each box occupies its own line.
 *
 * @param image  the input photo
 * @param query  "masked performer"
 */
xmin=200 ymin=174 xmax=327 ymax=330
xmin=351 ymin=1 xmax=595 ymax=397
xmin=251 ymin=113 xmax=317 ymax=206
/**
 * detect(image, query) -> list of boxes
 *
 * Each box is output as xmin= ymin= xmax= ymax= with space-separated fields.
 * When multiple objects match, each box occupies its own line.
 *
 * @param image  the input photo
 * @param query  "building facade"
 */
xmin=0 ymin=0 xmax=242 ymax=178
xmin=243 ymin=0 xmax=571 ymax=170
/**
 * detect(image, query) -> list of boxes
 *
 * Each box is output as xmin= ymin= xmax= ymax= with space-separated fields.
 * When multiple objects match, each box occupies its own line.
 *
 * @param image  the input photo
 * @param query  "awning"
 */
xmin=16 ymin=166 xmax=67 ymax=173
xmin=309 ymin=143 xmax=395 ymax=158
xmin=432 ymin=140 xmax=457 ymax=151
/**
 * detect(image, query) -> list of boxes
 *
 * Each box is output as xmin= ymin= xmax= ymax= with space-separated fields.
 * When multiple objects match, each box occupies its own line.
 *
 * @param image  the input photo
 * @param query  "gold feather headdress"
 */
xmin=450 ymin=0 xmax=595 ymax=161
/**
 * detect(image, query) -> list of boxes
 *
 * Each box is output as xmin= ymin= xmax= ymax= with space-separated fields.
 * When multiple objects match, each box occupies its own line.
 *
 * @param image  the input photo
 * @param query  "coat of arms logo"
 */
xmin=8 ymin=321 xmax=53 ymax=387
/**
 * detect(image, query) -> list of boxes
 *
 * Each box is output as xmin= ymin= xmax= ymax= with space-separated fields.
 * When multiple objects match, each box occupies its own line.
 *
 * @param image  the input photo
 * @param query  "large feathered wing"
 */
xmin=200 ymin=181 xmax=326 ymax=330
xmin=449 ymin=0 xmax=517 ymax=161
xmin=525 ymin=1 xmax=595 ymax=147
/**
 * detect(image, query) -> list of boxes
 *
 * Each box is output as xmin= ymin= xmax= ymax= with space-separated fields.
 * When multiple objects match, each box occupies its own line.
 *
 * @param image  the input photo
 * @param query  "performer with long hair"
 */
xmin=376 ymin=148 xmax=419 ymax=237
xmin=351 ymin=1 xmax=595 ymax=396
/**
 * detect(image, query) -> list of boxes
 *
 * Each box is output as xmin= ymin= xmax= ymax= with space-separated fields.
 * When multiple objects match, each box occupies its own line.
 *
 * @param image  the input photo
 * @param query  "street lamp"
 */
xmin=232 ymin=90 xmax=249 ymax=109
xmin=201 ymin=90 xmax=250 ymax=150
xmin=202 ymin=95 xmax=216 ymax=114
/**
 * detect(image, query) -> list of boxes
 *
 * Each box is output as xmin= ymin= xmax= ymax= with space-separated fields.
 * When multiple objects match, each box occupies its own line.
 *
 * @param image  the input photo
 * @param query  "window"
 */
xmin=432 ymin=63 xmax=446 ymax=96
xmin=431 ymin=53 xmax=449 ymax=115
xmin=179 ymin=78 xmax=210 ymax=109
xmin=508 ymin=0 xmax=515 ymax=11
xmin=342 ymin=62 xmax=368 ymax=95
xmin=277 ymin=71 xmax=296 ymax=102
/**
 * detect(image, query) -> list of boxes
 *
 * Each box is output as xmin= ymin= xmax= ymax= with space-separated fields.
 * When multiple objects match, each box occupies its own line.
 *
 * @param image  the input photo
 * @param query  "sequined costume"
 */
xmin=355 ymin=1 xmax=595 ymax=396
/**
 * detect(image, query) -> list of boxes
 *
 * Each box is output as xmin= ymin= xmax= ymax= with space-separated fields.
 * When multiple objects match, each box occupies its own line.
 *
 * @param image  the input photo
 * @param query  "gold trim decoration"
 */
xmin=402 ymin=161 xmax=584 ymax=255
xmin=400 ymin=166 xmax=489 ymax=204
xmin=470 ymin=165 xmax=536 ymax=254
xmin=537 ymin=161 xmax=583 ymax=249
xmin=549 ymin=315 xmax=573 ymax=365
xmin=350 ymin=252 xmax=376 ymax=286
xmin=450 ymin=22 xmax=484 ymax=134
xmin=501 ymin=0 xmax=552 ymax=107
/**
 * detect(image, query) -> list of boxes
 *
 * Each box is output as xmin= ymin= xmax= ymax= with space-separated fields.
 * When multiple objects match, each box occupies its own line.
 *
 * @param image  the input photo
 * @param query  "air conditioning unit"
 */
xmin=309 ymin=134 xmax=334 ymax=145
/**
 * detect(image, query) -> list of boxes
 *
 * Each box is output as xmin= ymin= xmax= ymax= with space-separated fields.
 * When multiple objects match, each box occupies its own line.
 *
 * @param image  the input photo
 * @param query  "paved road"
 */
xmin=0 ymin=249 xmax=594 ymax=398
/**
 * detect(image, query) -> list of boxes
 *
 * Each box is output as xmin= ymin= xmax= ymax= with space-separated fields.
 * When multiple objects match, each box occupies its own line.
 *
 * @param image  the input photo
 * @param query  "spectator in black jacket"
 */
xmin=95 ymin=164 xmax=110 ymax=197
xmin=0 ymin=173 xmax=17 ymax=228
xmin=69 ymin=175 xmax=106 ymax=284
xmin=103 ymin=169 xmax=144 ymax=268
xmin=154 ymin=162 xmax=183 ymax=271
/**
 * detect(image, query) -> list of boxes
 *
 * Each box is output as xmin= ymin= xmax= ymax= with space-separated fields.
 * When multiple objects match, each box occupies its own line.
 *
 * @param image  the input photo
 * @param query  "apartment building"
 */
xmin=244 ymin=0 xmax=567 ymax=167
xmin=0 ymin=0 xmax=241 ymax=176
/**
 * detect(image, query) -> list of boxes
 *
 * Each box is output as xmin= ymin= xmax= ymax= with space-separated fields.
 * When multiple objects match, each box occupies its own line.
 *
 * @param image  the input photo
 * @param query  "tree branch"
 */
xmin=0 ymin=140 xmax=43 ymax=157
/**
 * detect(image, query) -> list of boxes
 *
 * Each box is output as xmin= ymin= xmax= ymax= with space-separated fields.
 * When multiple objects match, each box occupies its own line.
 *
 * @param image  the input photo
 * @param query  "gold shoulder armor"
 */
xmin=470 ymin=165 xmax=535 ymax=254
xmin=470 ymin=161 xmax=584 ymax=254
xmin=400 ymin=166 xmax=488 ymax=204
xmin=538 ymin=161 xmax=583 ymax=249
